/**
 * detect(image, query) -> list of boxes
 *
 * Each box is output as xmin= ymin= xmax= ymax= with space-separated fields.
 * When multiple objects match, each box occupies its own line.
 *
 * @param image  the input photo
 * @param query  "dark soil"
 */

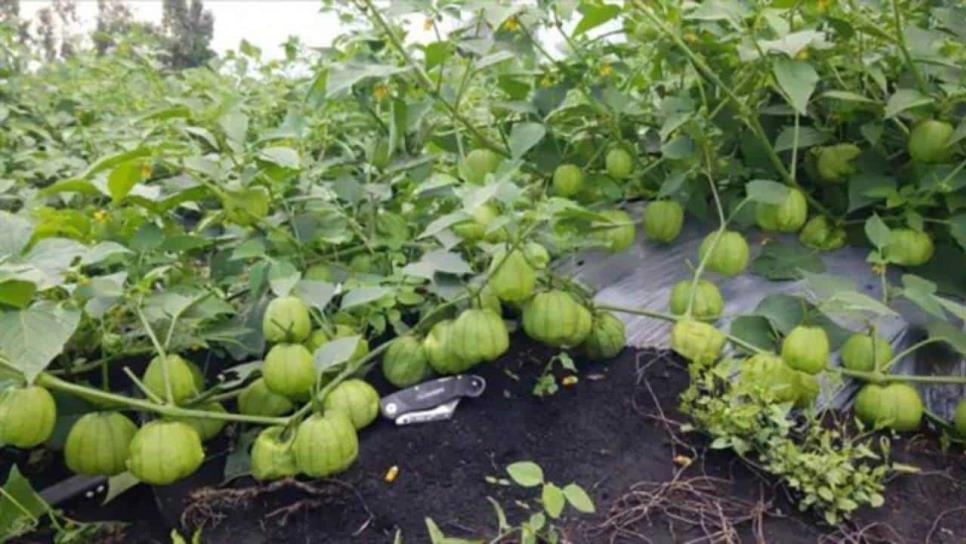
xmin=9 ymin=337 xmax=966 ymax=543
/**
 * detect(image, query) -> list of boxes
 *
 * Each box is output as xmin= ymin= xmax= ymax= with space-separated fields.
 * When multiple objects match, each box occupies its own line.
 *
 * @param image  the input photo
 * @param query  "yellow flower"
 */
xmin=140 ymin=163 xmax=152 ymax=179
xmin=373 ymin=83 xmax=389 ymax=101
xmin=795 ymin=48 xmax=810 ymax=60
xmin=93 ymin=210 xmax=107 ymax=223
xmin=423 ymin=18 xmax=433 ymax=32
xmin=503 ymin=16 xmax=519 ymax=32
xmin=540 ymin=76 xmax=553 ymax=87
xmin=599 ymin=63 xmax=613 ymax=77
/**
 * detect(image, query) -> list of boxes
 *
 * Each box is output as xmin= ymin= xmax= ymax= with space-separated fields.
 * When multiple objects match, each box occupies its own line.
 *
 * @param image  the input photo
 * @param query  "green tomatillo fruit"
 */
xmin=781 ymin=325 xmax=829 ymax=374
xmin=382 ymin=336 xmax=431 ymax=388
xmin=263 ymin=343 xmax=316 ymax=400
xmin=522 ymin=290 xmax=593 ymax=348
xmin=171 ymin=402 xmax=227 ymax=442
xmin=605 ymin=148 xmax=634 ymax=179
xmin=643 ymin=200 xmax=684 ymax=243
xmin=127 ymin=420 xmax=205 ymax=485
xmin=65 ymin=412 xmax=138 ymax=476
xmin=799 ymin=216 xmax=846 ymax=251
xmin=594 ymin=209 xmax=636 ymax=253
xmin=840 ymin=333 xmax=893 ymax=373
xmin=670 ymin=320 xmax=725 ymax=366
xmin=423 ymin=320 xmax=472 ymax=375
xmin=814 ymin=143 xmax=861 ymax=183
xmin=322 ymin=379 xmax=380 ymax=431
xmin=580 ymin=311 xmax=626 ymax=361
xmin=293 ymin=412 xmax=358 ymax=478
xmin=142 ymin=354 xmax=200 ymax=405
xmin=250 ymin=426 xmax=298 ymax=481
xmin=755 ymin=188 xmax=807 ymax=233
xmin=668 ymin=279 xmax=724 ymax=321
xmin=263 ymin=296 xmax=312 ymax=344
xmin=698 ymin=230 xmax=750 ymax=277
xmin=488 ymin=248 xmax=536 ymax=303
xmin=0 ymin=386 xmax=57 ymax=448
xmin=908 ymin=119 xmax=954 ymax=163
xmin=524 ymin=242 xmax=550 ymax=270
xmin=451 ymin=204 xmax=506 ymax=243
xmin=552 ymin=163 xmax=584 ymax=197
xmin=884 ymin=228 xmax=934 ymax=267
xmin=853 ymin=382 xmax=923 ymax=432
xmin=739 ymin=354 xmax=800 ymax=404
xmin=238 ymin=378 xmax=294 ymax=417
xmin=461 ymin=148 xmax=503 ymax=184
xmin=448 ymin=308 xmax=510 ymax=365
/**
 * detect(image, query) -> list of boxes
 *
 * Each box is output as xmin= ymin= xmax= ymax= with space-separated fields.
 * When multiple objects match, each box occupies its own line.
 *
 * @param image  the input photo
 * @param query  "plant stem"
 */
xmin=890 ymin=0 xmax=928 ymax=93
xmin=839 ymin=368 xmax=966 ymax=385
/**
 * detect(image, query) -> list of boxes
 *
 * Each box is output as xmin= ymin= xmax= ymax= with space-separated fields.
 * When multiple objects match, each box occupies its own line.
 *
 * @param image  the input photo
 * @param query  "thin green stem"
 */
xmin=136 ymin=305 xmax=171 ymax=403
xmin=882 ymin=337 xmax=945 ymax=373
xmin=840 ymin=368 xmax=966 ymax=385
xmin=890 ymin=0 xmax=928 ymax=93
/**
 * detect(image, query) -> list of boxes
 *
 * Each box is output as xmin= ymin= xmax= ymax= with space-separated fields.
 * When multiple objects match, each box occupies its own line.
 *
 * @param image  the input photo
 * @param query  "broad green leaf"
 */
xmin=294 ymin=280 xmax=337 ymax=312
xmin=926 ymin=320 xmax=966 ymax=356
xmin=883 ymin=89 xmax=933 ymax=119
xmin=750 ymin=241 xmax=825 ymax=280
xmin=80 ymin=146 xmax=153 ymax=180
xmin=341 ymin=286 xmax=393 ymax=310
xmin=573 ymin=2 xmax=621 ymax=36
xmin=506 ymin=461 xmax=544 ymax=487
xmin=848 ymin=174 xmax=895 ymax=212
xmin=772 ymin=59 xmax=818 ymax=115
xmin=562 ymin=483 xmax=596 ymax=513
xmin=759 ymin=30 xmax=827 ymax=57
xmin=475 ymin=50 xmax=514 ymax=70
xmin=0 ymin=280 xmax=36 ymax=309
xmin=755 ymin=294 xmax=806 ymax=333
xmin=268 ymin=260 xmax=301 ymax=297
xmin=864 ymin=214 xmax=891 ymax=250
xmin=102 ymin=472 xmax=140 ymax=504
xmin=900 ymin=274 xmax=946 ymax=320
xmin=0 ymin=212 xmax=33 ymax=257
xmin=219 ymin=111 xmax=249 ymax=144
xmin=746 ymin=180 xmax=791 ymax=204
xmin=774 ymin=126 xmax=828 ymax=152
xmin=509 ymin=122 xmax=545 ymax=159
xmin=259 ymin=147 xmax=300 ymax=170
xmin=949 ymin=213 xmax=966 ymax=251
xmin=0 ymin=465 xmax=49 ymax=539
xmin=314 ymin=335 xmax=362 ymax=372
xmin=542 ymin=483 xmax=565 ymax=519
xmin=107 ymin=160 xmax=146 ymax=203
xmin=401 ymin=250 xmax=472 ymax=280
xmin=327 ymin=62 xmax=409 ymax=97
xmin=730 ymin=315 xmax=778 ymax=353
xmin=0 ymin=302 xmax=80 ymax=383
xmin=80 ymin=242 xmax=132 ymax=266
xmin=819 ymin=90 xmax=878 ymax=105
xmin=822 ymin=291 xmax=897 ymax=318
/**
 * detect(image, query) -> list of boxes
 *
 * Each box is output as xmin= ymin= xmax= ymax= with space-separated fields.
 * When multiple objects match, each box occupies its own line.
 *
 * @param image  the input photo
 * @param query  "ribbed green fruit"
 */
xmin=552 ymin=163 xmax=584 ymax=197
xmin=127 ymin=421 xmax=205 ymax=485
xmin=262 ymin=296 xmax=311 ymax=344
xmin=840 ymin=333 xmax=893 ymax=372
xmin=643 ymin=200 xmax=684 ymax=243
xmin=853 ymin=383 xmax=923 ymax=432
xmin=594 ymin=210 xmax=636 ymax=253
xmin=580 ymin=311 xmax=626 ymax=361
xmin=799 ymin=216 xmax=846 ymax=251
xmin=489 ymin=248 xmax=536 ymax=303
xmin=323 ymin=379 xmax=380 ymax=430
xmin=0 ymin=386 xmax=57 ymax=448
xmin=293 ymin=412 xmax=358 ymax=478
xmin=382 ymin=336 xmax=431 ymax=388
xmin=698 ymin=231 xmax=749 ymax=277
xmin=522 ymin=290 xmax=592 ymax=348
xmin=238 ymin=378 xmax=294 ymax=417
xmin=250 ymin=426 xmax=298 ymax=481
xmin=908 ymin=119 xmax=953 ymax=163
xmin=668 ymin=280 xmax=724 ymax=321
xmin=462 ymin=148 xmax=503 ymax=184
xmin=884 ymin=229 xmax=934 ymax=267
xmin=172 ymin=402 xmax=227 ymax=442
xmin=142 ymin=354 xmax=199 ymax=404
xmin=605 ymin=148 xmax=633 ymax=179
xmin=670 ymin=320 xmax=725 ymax=365
xmin=781 ymin=326 xmax=829 ymax=374
xmin=815 ymin=143 xmax=861 ymax=183
xmin=263 ymin=343 xmax=316 ymax=400
xmin=64 ymin=412 xmax=138 ymax=476
xmin=755 ymin=188 xmax=807 ymax=233
xmin=739 ymin=354 xmax=799 ymax=404
xmin=449 ymin=308 xmax=510 ymax=365
xmin=424 ymin=320 xmax=473 ymax=375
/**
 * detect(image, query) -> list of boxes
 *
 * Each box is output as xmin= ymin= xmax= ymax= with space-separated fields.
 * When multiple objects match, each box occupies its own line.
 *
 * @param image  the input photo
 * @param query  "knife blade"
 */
xmin=380 ymin=374 xmax=485 ymax=420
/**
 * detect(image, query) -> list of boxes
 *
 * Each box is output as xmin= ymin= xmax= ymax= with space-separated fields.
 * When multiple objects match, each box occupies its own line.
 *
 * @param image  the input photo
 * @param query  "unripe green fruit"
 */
xmin=815 ymin=144 xmax=861 ymax=183
xmin=0 ymin=386 xmax=57 ymax=448
xmin=795 ymin=371 xmax=820 ymax=408
xmin=698 ymin=231 xmax=749 ymax=277
xmin=263 ymin=343 xmax=316 ymax=400
xmin=263 ymin=296 xmax=311 ymax=344
xmin=424 ymin=320 xmax=473 ymax=375
xmin=884 ymin=229 xmax=934 ymax=267
xmin=552 ymin=164 xmax=584 ymax=197
xmin=954 ymin=399 xmax=966 ymax=437
xmin=462 ymin=148 xmax=503 ymax=184
xmin=250 ymin=426 xmax=298 ymax=481
xmin=238 ymin=378 xmax=294 ymax=417
xmin=293 ymin=412 xmax=358 ymax=477
xmin=382 ymin=336 xmax=431 ymax=388
xmin=756 ymin=188 xmax=807 ymax=233
xmin=908 ymin=119 xmax=954 ymax=163
xmin=840 ymin=333 xmax=893 ymax=373
xmin=331 ymin=325 xmax=370 ymax=361
xmin=595 ymin=210 xmax=636 ymax=253
xmin=580 ymin=311 xmax=626 ymax=361
xmin=853 ymin=383 xmax=923 ymax=432
xmin=799 ymin=216 xmax=846 ymax=251
xmin=670 ymin=320 xmax=725 ymax=365
xmin=489 ymin=248 xmax=536 ymax=303
xmin=643 ymin=200 xmax=684 ymax=243
xmin=605 ymin=148 xmax=634 ymax=179
xmin=449 ymin=308 xmax=510 ymax=365
xmin=304 ymin=263 xmax=333 ymax=282
xmin=142 ymin=354 xmax=199 ymax=404
xmin=669 ymin=280 xmax=724 ymax=321
xmin=781 ymin=326 xmax=829 ymax=374
xmin=305 ymin=329 xmax=330 ymax=353
xmin=740 ymin=354 xmax=799 ymax=404
xmin=65 ymin=412 xmax=138 ymax=476
xmin=474 ymin=283 xmax=502 ymax=315
xmin=451 ymin=204 xmax=505 ymax=243
xmin=323 ymin=379 xmax=380 ymax=430
xmin=522 ymin=290 xmax=593 ymax=348
xmin=127 ymin=421 xmax=205 ymax=485
xmin=172 ymin=402 xmax=227 ymax=442
xmin=524 ymin=242 xmax=550 ymax=270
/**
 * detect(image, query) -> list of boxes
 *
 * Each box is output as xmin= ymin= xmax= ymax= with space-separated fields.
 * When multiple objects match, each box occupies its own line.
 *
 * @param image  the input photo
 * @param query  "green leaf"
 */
xmin=268 ymin=260 xmax=301 ymax=297
xmin=750 ymin=241 xmax=825 ymax=280
xmin=562 ymin=483 xmax=595 ymax=513
xmin=0 ymin=465 xmax=49 ymax=539
xmin=0 ymin=212 xmax=33 ymax=257
xmin=327 ymin=62 xmax=410 ymax=97
xmin=772 ymin=59 xmax=819 ymax=115
xmin=509 ymin=122 xmax=546 ymax=159
xmin=0 ymin=280 xmax=36 ymax=309
xmin=746 ymin=180 xmax=791 ymax=204
xmin=926 ymin=320 xmax=966 ymax=356
xmin=864 ymin=214 xmax=891 ymax=250
xmin=294 ymin=280 xmax=337 ymax=313
xmin=573 ymin=2 xmax=621 ymax=36
xmin=819 ymin=90 xmax=878 ymax=105
xmin=401 ymin=250 xmax=472 ymax=280
xmin=102 ymin=472 xmax=139 ymax=504
xmin=107 ymin=160 xmax=146 ymax=203
xmin=755 ymin=294 xmax=806 ymax=333
xmin=506 ymin=461 xmax=544 ymax=487
xmin=80 ymin=146 xmax=154 ymax=180
xmin=822 ymin=291 xmax=897 ymax=318
xmin=542 ymin=483 xmax=565 ymax=519
xmin=259 ymin=147 xmax=300 ymax=170
xmin=774 ymin=126 xmax=828 ymax=152
xmin=314 ymin=335 xmax=362 ymax=372
xmin=949 ymin=213 xmax=966 ymax=251
xmin=0 ymin=302 xmax=80 ymax=383
xmin=883 ymin=89 xmax=933 ymax=119
xmin=900 ymin=274 xmax=947 ymax=320
xmin=730 ymin=315 xmax=778 ymax=353
xmin=848 ymin=174 xmax=895 ymax=212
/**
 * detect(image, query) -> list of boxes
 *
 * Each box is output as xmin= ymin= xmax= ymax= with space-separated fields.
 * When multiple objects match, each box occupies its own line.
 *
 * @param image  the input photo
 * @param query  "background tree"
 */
xmin=93 ymin=0 xmax=134 ymax=55
xmin=161 ymin=0 xmax=213 ymax=69
xmin=34 ymin=0 xmax=81 ymax=61
xmin=0 ymin=0 xmax=30 ymax=44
